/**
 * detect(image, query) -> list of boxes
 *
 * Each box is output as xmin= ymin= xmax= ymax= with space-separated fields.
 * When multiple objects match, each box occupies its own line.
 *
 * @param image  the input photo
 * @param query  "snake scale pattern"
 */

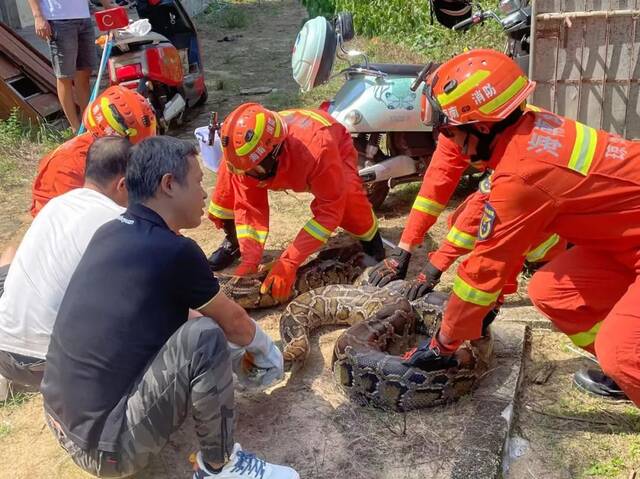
xmin=221 ymin=245 xmax=494 ymax=410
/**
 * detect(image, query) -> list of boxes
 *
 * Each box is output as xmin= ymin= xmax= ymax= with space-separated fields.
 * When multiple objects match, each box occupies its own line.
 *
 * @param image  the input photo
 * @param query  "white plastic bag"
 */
xmin=194 ymin=125 xmax=223 ymax=173
xmin=125 ymin=19 xmax=152 ymax=37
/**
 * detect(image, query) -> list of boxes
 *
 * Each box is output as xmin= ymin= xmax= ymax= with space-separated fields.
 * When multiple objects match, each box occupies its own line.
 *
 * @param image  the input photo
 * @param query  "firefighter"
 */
xmin=211 ymin=103 xmax=384 ymax=301
xmin=30 ymin=85 xmax=156 ymax=216
xmin=400 ymin=49 xmax=638 ymax=404
xmin=398 ymin=169 xmax=567 ymax=304
xmin=368 ymin=99 xmax=555 ymax=294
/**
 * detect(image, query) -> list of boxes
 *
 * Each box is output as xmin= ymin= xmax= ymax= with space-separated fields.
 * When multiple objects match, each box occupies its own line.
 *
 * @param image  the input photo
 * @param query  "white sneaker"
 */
xmin=193 ymin=443 xmax=299 ymax=479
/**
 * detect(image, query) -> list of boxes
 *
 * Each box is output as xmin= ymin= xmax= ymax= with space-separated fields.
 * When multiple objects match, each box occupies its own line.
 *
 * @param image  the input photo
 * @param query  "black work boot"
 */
xmin=481 ymin=303 xmax=502 ymax=336
xmin=360 ymin=231 xmax=386 ymax=266
xmin=573 ymin=368 xmax=628 ymax=400
xmin=208 ymin=220 xmax=240 ymax=271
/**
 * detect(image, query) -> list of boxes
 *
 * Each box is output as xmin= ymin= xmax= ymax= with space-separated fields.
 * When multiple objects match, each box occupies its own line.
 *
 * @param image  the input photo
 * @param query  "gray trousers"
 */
xmin=46 ymin=317 xmax=235 ymax=478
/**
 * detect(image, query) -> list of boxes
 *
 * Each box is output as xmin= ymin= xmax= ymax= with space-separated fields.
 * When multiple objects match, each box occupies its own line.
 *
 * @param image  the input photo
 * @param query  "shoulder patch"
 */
xmin=478 ymin=174 xmax=492 ymax=194
xmin=478 ymin=203 xmax=496 ymax=241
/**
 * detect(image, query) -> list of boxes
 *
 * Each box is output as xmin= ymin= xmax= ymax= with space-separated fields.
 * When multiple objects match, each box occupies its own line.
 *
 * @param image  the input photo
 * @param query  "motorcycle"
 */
xmin=95 ymin=1 xmax=207 ymax=133
xmin=450 ymin=0 xmax=531 ymax=71
xmin=291 ymin=3 xmax=531 ymax=209
xmin=292 ymin=13 xmax=437 ymax=209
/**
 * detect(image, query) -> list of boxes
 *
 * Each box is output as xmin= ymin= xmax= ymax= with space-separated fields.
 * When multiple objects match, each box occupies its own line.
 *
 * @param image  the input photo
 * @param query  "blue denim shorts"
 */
xmin=48 ymin=18 xmax=97 ymax=78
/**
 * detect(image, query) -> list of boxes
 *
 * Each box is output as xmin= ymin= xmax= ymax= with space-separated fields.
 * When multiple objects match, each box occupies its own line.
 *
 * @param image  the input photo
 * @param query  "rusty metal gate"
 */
xmin=530 ymin=0 xmax=640 ymax=138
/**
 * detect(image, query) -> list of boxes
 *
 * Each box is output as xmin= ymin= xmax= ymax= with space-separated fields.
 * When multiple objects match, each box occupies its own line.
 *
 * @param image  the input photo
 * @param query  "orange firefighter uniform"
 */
xmin=443 ymin=109 xmax=640 ymax=405
xmin=30 ymin=133 xmax=95 ymax=217
xmin=211 ymin=108 xmax=378 ymax=293
xmin=431 ymin=172 xmax=567 ymax=295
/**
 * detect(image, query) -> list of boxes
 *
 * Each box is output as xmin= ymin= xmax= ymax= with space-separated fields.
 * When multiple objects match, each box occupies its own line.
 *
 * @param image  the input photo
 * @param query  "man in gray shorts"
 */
xmin=27 ymin=0 xmax=113 ymax=132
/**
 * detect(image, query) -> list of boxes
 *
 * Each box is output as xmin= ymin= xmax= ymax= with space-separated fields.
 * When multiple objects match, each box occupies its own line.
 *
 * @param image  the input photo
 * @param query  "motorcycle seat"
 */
xmin=113 ymin=31 xmax=169 ymax=49
xmin=363 ymin=63 xmax=426 ymax=76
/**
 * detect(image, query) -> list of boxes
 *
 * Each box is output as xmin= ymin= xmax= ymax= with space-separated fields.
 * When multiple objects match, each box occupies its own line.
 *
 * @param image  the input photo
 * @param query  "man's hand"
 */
xmin=243 ymin=322 xmax=285 ymax=388
xmin=228 ymin=340 xmax=284 ymax=390
xmin=403 ymin=261 xmax=442 ymax=301
xmin=34 ymin=15 xmax=52 ymax=40
xmin=402 ymin=337 xmax=458 ymax=372
xmin=260 ymin=258 xmax=297 ymax=302
xmin=368 ymin=247 xmax=411 ymax=287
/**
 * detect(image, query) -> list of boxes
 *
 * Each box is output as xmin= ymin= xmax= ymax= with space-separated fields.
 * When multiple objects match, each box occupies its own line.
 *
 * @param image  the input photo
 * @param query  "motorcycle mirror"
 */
xmin=499 ymin=0 xmax=521 ymax=14
xmin=410 ymin=62 xmax=434 ymax=92
xmin=208 ymin=112 xmax=221 ymax=146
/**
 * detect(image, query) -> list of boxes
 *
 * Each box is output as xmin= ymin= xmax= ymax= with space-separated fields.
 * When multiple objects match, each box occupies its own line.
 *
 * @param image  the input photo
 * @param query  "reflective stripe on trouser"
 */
xmin=46 ymin=318 xmax=235 ymax=477
xmin=528 ymin=245 xmax=640 ymax=405
xmin=525 ymin=234 xmax=560 ymax=263
xmin=236 ymin=224 xmax=268 ymax=245
xmin=343 ymin=209 xmax=378 ymax=242
xmin=528 ymin=245 xmax=635 ymax=353
xmin=208 ymin=161 xmax=235 ymax=225
xmin=208 ymin=201 xmax=234 ymax=220
xmin=453 ymin=275 xmax=501 ymax=307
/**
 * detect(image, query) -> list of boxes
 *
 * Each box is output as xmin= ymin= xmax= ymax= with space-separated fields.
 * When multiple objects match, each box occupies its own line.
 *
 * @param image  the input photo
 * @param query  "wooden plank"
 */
xmin=27 ymin=92 xmax=62 ymax=118
xmin=0 ymin=52 xmax=20 ymax=80
xmin=0 ymin=21 xmax=57 ymax=93
xmin=0 ymin=79 xmax=40 ymax=123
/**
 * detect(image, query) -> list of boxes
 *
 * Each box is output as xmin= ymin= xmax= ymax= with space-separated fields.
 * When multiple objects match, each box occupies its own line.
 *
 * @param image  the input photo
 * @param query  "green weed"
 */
xmin=302 ymin=0 xmax=504 ymax=60
xmin=0 ymin=422 xmax=11 ymax=439
xmin=583 ymin=457 xmax=624 ymax=478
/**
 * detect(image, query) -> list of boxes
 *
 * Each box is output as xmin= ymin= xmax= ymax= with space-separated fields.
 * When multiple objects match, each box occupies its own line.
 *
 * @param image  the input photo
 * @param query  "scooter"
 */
xmin=96 ymin=2 xmax=207 ymax=133
xmin=292 ymin=13 xmax=437 ymax=209
xmin=450 ymin=0 xmax=531 ymax=71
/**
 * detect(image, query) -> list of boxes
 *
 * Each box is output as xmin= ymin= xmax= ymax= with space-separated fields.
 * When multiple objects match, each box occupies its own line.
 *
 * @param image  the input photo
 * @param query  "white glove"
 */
xmin=231 ymin=321 xmax=284 ymax=389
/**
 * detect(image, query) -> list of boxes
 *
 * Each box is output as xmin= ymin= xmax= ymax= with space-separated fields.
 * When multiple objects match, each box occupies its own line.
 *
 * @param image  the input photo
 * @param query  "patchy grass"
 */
xmin=511 ymin=331 xmax=640 ymax=479
xmin=0 ymin=109 xmax=67 ymax=245
xmin=204 ymin=1 xmax=250 ymax=29
xmin=0 ymin=422 xmax=10 ymax=440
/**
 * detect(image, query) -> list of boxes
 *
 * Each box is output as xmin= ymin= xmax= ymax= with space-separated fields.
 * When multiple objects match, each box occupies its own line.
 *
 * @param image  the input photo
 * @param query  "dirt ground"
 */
xmin=0 ymin=1 xmax=639 ymax=478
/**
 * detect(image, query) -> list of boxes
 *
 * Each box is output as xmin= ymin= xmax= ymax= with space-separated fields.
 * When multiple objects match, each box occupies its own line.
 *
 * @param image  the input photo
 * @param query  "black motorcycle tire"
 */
xmin=364 ymin=182 xmax=390 ymax=211
xmin=194 ymin=85 xmax=208 ymax=107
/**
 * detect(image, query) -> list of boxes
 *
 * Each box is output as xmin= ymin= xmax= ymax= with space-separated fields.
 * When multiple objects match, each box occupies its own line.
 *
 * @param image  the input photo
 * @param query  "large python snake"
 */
xmin=221 ymin=246 xmax=494 ymax=411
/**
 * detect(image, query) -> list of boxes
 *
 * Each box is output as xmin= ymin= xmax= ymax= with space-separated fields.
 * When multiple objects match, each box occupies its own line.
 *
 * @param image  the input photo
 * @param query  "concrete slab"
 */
xmin=134 ymin=321 xmax=529 ymax=479
xmin=451 ymin=322 xmax=528 ymax=479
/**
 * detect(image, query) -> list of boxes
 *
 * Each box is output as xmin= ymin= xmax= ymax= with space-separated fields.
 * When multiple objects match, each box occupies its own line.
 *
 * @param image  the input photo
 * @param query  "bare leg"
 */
xmin=57 ymin=77 xmax=80 ymax=132
xmin=74 ymin=69 xmax=92 ymax=119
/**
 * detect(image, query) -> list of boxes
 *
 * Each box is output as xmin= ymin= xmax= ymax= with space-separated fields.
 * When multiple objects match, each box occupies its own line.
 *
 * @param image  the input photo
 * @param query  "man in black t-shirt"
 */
xmin=41 ymin=137 xmax=299 ymax=479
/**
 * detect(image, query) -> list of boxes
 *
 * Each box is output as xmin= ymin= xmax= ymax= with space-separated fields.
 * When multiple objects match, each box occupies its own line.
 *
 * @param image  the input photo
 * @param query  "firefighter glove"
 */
xmin=403 ymin=261 xmax=442 ymax=301
xmin=260 ymin=257 xmax=298 ymax=302
xmin=402 ymin=337 xmax=459 ymax=372
xmin=368 ymin=247 xmax=411 ymax=287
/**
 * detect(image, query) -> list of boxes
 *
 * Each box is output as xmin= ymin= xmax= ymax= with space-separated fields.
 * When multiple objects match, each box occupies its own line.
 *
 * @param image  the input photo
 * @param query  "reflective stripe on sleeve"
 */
xmin=412 ymin=195 xmax=446 ymax=217
xmin=568 ymin=122 xmax=598 ymax=175
xmin=303 ymin=218 xmax=332 ymax=243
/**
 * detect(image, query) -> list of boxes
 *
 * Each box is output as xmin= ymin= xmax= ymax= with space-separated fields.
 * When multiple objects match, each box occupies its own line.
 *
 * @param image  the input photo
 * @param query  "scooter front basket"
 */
xmin=292 ymin=16 xmax=337 ymax=92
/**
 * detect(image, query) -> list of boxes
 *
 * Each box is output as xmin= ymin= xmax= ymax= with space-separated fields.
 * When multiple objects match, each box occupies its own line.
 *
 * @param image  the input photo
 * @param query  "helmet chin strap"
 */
xmin=460 ymin=108 xmax=525 ymax=162
xmin=245 ymin=143 xmax=282 ymax=180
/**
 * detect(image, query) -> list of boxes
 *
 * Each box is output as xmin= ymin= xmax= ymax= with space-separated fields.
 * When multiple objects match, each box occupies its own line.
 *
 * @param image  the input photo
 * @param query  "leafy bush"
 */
xmin=301 ymin=0 xmax=504 ymax=61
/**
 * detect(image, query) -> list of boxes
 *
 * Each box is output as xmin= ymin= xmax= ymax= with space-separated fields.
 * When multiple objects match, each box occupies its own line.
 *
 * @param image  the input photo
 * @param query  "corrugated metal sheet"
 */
xmin=530 ymin=0 xmax=640 ymax=138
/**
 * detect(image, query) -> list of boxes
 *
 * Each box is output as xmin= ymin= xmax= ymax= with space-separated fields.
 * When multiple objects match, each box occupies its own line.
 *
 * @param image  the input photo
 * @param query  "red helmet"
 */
xmin=83 ymin=86 xmax=156 ymax=144
xmin=220 ymin=103 xmax=288 ymax=173
xmin=425 ymin=49 xmax=535 ymax=125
